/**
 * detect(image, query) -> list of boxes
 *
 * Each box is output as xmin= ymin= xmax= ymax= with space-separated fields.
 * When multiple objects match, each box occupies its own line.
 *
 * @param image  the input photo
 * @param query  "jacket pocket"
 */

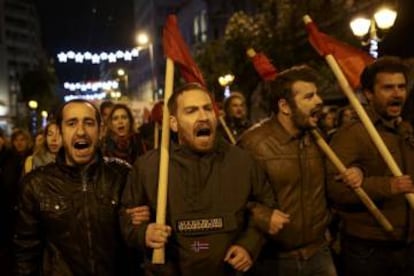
xmin=40 ymin=196 xmax=71 ymax=218
xmin=96 ymin=194 xmax=119 ymax=221
xmin=39 ymin=196 xmax=73 ymax=238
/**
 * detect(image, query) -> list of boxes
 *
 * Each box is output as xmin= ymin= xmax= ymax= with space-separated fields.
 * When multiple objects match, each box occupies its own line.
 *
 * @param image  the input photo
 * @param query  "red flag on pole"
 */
xmin=163 ymin=15 xmax=206 ymax=87
xmin=305 ymin=20 xmax=374 ymax=89
xmin=246 ymin=48 xmax=278 ymax=81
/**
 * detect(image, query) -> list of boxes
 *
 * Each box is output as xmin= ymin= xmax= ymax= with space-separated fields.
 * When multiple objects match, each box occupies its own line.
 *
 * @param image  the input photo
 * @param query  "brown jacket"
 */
xmin=240 ymin=116 xmax=330 ymax=252
xmin=327 ymin=108 xmax=414 ymax=242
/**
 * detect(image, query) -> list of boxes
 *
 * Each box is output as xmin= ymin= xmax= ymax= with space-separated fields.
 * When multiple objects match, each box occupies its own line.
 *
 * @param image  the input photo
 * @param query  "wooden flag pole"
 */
xmin=311 ymin=129 xmax=393 ymax=232
xmin=154 ymin=122 xmax=160 ymax=149
xmin=303 ymin=15 xmax=414 ymax=209
xmin=219 ymin=115 xmax=236 ymax=144
xmin=152 ymin=57 xmax=174 ymax=264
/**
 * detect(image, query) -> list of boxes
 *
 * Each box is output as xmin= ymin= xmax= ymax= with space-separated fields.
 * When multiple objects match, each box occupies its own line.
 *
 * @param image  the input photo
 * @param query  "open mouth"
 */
xmin=196 ymin=127 xmax=211 ymax=137
xmin=389 ymin=99 xmax=403 ymax=107
xmin=74 ymin=141 xmax=90 ymax=150
xmin=310 ymin=108 xmax=322 ymax=120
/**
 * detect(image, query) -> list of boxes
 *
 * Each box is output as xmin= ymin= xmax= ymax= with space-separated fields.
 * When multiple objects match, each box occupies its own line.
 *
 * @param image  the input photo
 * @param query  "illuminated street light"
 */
xmin=41 ymin=110 xmax=48 ymax=128
xmin=136 ymin=33 xmax=149 ymax=45
xmin=350 ymin=7 xmax=397 ymax=58
xmin=136 ymin=31 xmax=157 ymax=100
xmin=110 ymin=91 xmax=122 ymax=101
xmin=28 ymin=100 xmax=38 ymax=136
xmin=117 ymin=68 xmax=129 ymax=95
xmin=28 ymin=100 xmax=38 ymax=110
xmin=218 ymin=74 xmax=235 ymax=98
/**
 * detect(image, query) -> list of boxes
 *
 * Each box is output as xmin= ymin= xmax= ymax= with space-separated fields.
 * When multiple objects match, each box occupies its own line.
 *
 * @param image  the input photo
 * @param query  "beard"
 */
xmin=291 ymin=103 xmax=322 ymax=130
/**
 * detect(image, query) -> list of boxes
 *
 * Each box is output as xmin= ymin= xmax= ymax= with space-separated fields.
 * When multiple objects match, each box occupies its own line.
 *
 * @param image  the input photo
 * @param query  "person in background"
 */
xmin=99 ymin=100 xmax=114 ymax=139
xmin=327 ymin=56 xmax=414 ymax=276
xmin=220 ymin=92 xmax=251 ymax=142
xmin=139 ymin=100 xmax=164 ymax=150
xmin=1 ymin=128 xmax=32 ymax=275
xmin=13 ymin=99 xmax=135 ymax=275
xmin=336 ymin=105 xmax=357 ymax=129
xmin=120 ymin=83 xmax=276 ymax=275
xmin=102 ymin=103 xmax=146 ymax=165
xmin=0 ymin=128 xmax=12 ymax=275
xmin=319 ymin=107 xmax=337 ymax=139
xmin=240 ymin=65 xmax=342 ymax=276
xmin=0 ymin=128 xmax=10 ymax=178
xmin=32 ymin=128 xmax=45 ymax=153
xmin=24 ymin=121 xmax=62 ymax=174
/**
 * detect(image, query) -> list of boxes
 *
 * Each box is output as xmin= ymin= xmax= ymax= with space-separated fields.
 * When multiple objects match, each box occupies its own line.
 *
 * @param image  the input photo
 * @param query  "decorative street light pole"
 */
xmin=41 ymin=110 xmax=48 ymax=129
xmin=350 ymin=7 xmax=397 ymax=58
xmin=117 ymin=68 xmax=129 ymax=96
xmin=28 ymin=100 xmax=38 ymax=136
xmin=136 ymin=32 xmax=158 ymax=101
xmin=218 ymin=74 xmax=235 ymax=98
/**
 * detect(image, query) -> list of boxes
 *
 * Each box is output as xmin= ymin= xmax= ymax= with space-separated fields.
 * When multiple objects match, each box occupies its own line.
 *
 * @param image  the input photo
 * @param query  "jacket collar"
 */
xmin=365 ymin=105 xmax=401 ymax=131
xmin=55 ymin=148 xmax=102 ymax=178
xmin=270 ymin=116 xmax=310 ymax=145
xmin=171 ymin=135 xmax=228 ymax=159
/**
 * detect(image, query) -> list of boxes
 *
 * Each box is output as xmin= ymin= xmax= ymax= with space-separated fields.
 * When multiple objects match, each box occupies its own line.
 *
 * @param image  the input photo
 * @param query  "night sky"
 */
xmin=34 ymin=0 xmax=135 ymax=82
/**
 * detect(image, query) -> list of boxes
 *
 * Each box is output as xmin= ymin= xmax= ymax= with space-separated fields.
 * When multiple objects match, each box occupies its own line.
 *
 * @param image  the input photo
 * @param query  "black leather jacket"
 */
xmin=13 ymin=150 xmax=132 ymax=276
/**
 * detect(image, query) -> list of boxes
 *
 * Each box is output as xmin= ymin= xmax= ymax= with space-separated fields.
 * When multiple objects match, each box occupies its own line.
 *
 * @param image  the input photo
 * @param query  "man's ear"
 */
xmin=278 ymin=99 xmax=291 ymax=115
xmin=170 ymin=115 xmax=178 ymax=132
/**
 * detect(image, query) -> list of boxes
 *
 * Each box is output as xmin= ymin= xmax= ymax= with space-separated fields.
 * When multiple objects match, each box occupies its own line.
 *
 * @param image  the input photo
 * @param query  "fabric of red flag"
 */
xmin=249 ymin=51 xmax=278 ymax=81
xmin=163 ymin=15 xmax=206 ymax=87
xmin=305 ymin=20 xmax=374 ymax=89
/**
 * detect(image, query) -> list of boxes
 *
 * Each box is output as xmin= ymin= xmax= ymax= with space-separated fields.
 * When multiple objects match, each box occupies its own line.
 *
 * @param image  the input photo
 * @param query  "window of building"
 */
xmin=193 ymin=9 xmax=208 ymax=43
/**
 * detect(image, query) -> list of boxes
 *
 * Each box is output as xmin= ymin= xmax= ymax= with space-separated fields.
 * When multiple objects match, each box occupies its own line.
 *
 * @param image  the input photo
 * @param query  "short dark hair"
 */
xmin=266 ymin=65 xmax=321 ymax=114
xmin=56 ymin=99 xmax=101 ymax=130
xmin=107 ymin=103 xmax=135 ymax=134
xmin=168 ymin=82 xmax=212 ymax=115
xmin=99 ymin=100 xmax=114 ymax=115
xmin=360 ymin=56 xmax=408 ymax=92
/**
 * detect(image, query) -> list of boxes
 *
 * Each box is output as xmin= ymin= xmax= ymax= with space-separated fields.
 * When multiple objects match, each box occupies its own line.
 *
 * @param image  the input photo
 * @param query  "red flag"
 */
xmin=247 ymin=48 xmax=278 ymax=81
xmin=305 ymin=20 xmax=374 ymax=89
xmin=163 ymin=15 xmax=206 ymax=87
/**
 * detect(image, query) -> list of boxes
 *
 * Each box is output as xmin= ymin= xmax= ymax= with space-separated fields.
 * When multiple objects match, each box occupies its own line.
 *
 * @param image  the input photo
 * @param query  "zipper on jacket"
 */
xmin=81 ymin=171 xmax=95 ymax=274
xmin=298 ymin=137 xmax=306 ymax=244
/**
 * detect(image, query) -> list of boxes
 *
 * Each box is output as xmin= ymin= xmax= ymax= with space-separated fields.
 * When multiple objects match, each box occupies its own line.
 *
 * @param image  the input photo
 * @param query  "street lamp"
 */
xmin=28 ymin=100 xmax=38 ymax=136
xmin=117 ymin=68 xmax=129 ymax=95
xmin=136 ymin=32 xmax=157 ymax=101
xmin=110 ymin=91 xmax=122 ymax=101
xmin=41 ymin=110 xmax=48 ymax=128
xmin=218 ymin=74 xmax=235 ymax=98
xmin=350 ymin=7 xmax=397 ymax=58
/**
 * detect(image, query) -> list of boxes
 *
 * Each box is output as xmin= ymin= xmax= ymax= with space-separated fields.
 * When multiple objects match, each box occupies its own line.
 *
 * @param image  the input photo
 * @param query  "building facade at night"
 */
xmin=0 ymin=0 xmax=43 ymax=132
xmin=132 ymin=0 xmax=255 ymax=101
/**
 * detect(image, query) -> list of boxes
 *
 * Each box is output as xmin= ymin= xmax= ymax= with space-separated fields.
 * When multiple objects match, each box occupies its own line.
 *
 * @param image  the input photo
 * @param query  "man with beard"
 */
xmin=239 ymin=65 xmax=337 ymax=276
xmin=120 ymin=83 xmax=276 ymax=275
xmin=327 ymin=56 xmax=414 ymax=276
xmin=13 ymin=99 xmax=135 ymax=275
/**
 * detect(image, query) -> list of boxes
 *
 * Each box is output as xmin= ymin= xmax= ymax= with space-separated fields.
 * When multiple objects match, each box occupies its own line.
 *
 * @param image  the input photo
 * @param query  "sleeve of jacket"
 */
xmin=119 ymin=158 xmax=149 ymax=250
xmin=234 ymin=158 xmax=276 ymax=260
xmin=327 ymin=124 xmax=392 ymax=205
xmin=239 ymin=131 xmax=279 ymax=232
xmin=13 ymin=175 xmax=43 ymax=275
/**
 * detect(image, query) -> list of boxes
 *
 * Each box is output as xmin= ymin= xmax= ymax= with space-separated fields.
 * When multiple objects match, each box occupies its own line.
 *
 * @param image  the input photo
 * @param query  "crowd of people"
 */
xmin=0 ymin=56 xmax=413 ymax=276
